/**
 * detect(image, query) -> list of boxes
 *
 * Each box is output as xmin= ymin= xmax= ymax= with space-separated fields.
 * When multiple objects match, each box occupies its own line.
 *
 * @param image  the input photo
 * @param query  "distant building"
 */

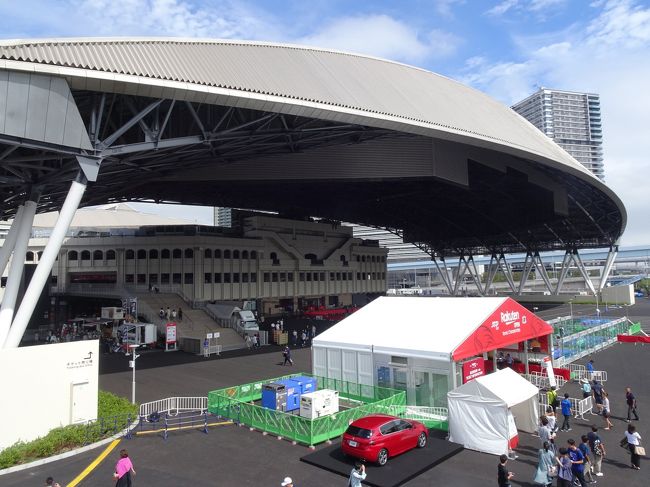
xmin=512 ymin=88 xmax=604 ymax=180
xmin=214 ymin=207 xmax=233 ymax=227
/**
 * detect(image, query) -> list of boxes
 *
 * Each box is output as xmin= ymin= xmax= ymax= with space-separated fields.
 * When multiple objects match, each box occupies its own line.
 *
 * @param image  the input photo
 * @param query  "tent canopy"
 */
xmin=450 ymin=367 xmax=538 ymax=407
xmin=447 ymin=368 xmax=540 ymax=455
xmin=313 ymin=296 xmax=553 ymax=361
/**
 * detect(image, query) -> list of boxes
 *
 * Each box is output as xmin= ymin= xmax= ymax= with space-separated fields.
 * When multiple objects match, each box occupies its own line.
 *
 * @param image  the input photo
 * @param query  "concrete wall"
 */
xmin=0 ymin=340 xmax=99 ymax=450
xmin=601 ymin=284 xmax=635 ymax=306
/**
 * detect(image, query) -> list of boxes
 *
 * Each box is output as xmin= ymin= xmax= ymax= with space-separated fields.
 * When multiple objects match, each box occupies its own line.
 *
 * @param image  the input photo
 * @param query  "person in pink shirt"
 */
xmin=113 ymin=449 xmax=136 ymax=487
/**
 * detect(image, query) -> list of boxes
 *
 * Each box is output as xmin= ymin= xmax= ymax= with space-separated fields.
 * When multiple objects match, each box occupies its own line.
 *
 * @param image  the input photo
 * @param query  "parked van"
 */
xmin=238 ymin=310 xmax=259 ymax=332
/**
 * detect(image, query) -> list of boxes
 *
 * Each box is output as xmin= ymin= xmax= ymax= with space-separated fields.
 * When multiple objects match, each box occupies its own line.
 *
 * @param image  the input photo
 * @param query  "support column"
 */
xmin=4 ymin=178 xmax=87 ymax=348
xmin=0 ymin=205 xmax=26 ymax=278
xmin=0 ymin=202 xmax=37 ymax=347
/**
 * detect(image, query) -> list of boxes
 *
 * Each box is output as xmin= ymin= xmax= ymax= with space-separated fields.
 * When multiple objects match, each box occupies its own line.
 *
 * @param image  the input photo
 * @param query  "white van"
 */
xmin=238 ymin=310 xmax=259 ymax=332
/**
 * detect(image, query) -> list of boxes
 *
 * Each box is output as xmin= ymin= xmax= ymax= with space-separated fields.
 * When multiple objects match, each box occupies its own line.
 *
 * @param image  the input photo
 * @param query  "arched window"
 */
xmin=214 ymin=249 xmax=221 ymax=258
xmin=371 ymin=256 xmax=376 ymax=263
xmin=68 ymin=250 xmax=78 ymax=261
xmin=37 ymin=251 xmax=43 ymax=260
xmin=161 ymin=249 xmax=170 ymax=259
xmin=242 ymin=250 xmax=249 ymax=259
xmin=250 ymin=250 xmax=257 ymax=259
xmin=149 ymin=249 xmax=159 ymax=259
xmin=106 ymin=250 xmax=116 ymax=260
xmin=204 ymin=248 xmax=212 ymax=259
xmin=184 ymin=248 xmax=193 ymax=259
xmin=125 ymin=249 xmax=135 ymax=260
xmin=361 ymin=255 xmax=366 ymax=262
xmin=81 ymin=250 xmax=91 ymax=261
xmin=26 ymin=251 xmax=35 ymax=262
xmin=172 ymin=249 xmax=182 ymax=259
xmin=224 ymin=250 xmax=231 ymax=259
xmin=270 ymin=252 xmax=280 ymax=265
xmin=137 ymin=249 xmax=146 ymax=259
xmin=233 ymin=250 xmax=240 ymax=259
xmin=93 ymin=250 xmax=103 ymax=261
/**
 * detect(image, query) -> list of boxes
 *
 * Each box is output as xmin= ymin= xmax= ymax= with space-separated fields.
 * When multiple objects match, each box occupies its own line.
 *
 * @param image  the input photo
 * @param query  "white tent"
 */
xmin=447 ymin=367 xmax=539 ymax=455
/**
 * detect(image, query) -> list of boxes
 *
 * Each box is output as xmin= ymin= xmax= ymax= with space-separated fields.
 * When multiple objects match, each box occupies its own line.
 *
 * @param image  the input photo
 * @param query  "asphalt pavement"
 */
xmin=2 ymin=300 xmax=648 ymax=486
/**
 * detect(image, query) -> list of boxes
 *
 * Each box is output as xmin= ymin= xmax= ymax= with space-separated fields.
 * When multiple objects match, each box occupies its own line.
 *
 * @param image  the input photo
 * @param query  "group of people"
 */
xmin=158 ymin=306 xmax=183 ymax=323
xmin=279 ymin=461 xmax=366 ymax=487
xmin=290 ymin=325 xmax=317 ymax=348
xmin=245 ymin=333 xmax=261 ymax=350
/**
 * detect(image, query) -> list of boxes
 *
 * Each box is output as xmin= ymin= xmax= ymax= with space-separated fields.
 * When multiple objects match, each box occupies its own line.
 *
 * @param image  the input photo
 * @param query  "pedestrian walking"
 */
xmin=171 ymin=308 xmax=177 ymax=320
xmin=538 ymin=416 xmax=555 ymax=447
xmin=586 ymin=359 xmax=595 ymax=380
xmin=178 ymin=307 xmax=183 ymax=321
xmin=45 ymin=476 xmax=61 ymax=487
xmin=282 ymin=345 xmax=293 ymax=366
xmin=311 ymin=324 xmax=316 ymax=339
xmin=624 ymin=423 xmax=642 ymax=470
xmin=251 ymin=333 xmax=258 ymax=349
xmin=587 ymin=426 xmax=606 ymax=477
xmin=159 ymin=307 xmax=165 ymax=323
xmin=533 ymin=441 xmax=556 ymax=486
xmin=165 ymin=306 xmax=171 ymax=320
xmin=567 ymin=439 xmax=588 ymax=487
xmin=280 ymin=477 xmax=293 ymax=487
xmin=113 ymin=449 xmax=136 ymax=487
xmin=292 ymin=329 xmax=298 ymax=346
xmin=602 ymin=392 xmax=613 ymax=429
xmin=578 ymin=435 xmax=596 ymax=483
xmin=592 ymin=380 xmax=605 ymax=414
xmin=498 ymin=454 xmax=514 ymax=487
xmin=545 ymin=405 xmax=557 ymax=433
xmin=580 ymin=378 xmax=592 ymax=399
xmin=626 ymin=387 xmax=640 ymax=422
xmin=203 ymin=337 xmax=209 ymax=358
xmin=301 ymin=330 xmax=307 ymax=347
xmin=560 ymin=393 xmax=572 ymax=431
xmin=349 ymin=461 xmax=367 ymax=487
xmin=556 ymin=448 xmax=573 ymax=487
xmin=547 ymin=386 xmax=559 ymax=415
xmin=245 ymin=334 xmax=252 ymax=351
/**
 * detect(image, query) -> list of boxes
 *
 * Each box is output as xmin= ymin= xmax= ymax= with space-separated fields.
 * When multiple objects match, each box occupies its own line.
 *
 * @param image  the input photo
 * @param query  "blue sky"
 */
xmin=1 ymin=0 xmax=649 ymax=246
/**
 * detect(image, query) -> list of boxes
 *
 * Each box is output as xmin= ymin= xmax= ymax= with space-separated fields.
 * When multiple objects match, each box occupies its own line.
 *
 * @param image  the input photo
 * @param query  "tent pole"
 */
xmin=524 ymin=340 xmax=530 ymax=376
xmin=493 ymin=349 xmax=497 ymax=372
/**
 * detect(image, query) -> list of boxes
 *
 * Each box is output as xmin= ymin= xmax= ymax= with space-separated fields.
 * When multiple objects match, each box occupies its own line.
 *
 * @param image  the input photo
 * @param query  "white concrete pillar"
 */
xmin=0 ymin=201 xmax=37 ymax=347
xmin=0 ymin=205 xmax=25 ymax=278
xmin=4 ymin=179 xmax=86 ymax=348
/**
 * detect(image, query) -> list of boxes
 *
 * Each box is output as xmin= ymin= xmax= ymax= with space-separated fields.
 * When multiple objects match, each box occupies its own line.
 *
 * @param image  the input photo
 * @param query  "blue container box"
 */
xmin=287 ymin=375 xmax=317 ymax=394
xmin=276 ymin=379 xmax=301 ymax=412
xmin=262 ymin=382 xmax=287 ymax=411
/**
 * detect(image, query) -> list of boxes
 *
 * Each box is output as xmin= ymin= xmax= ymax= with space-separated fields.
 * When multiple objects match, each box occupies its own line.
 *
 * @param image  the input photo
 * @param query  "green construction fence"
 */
xmin=208 ymin=373 xmax=406 ymax=446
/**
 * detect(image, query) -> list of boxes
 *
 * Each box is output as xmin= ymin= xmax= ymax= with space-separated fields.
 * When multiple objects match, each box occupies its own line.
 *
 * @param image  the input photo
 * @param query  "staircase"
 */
xmin=135 ymin=292 xmax=244 ymax=350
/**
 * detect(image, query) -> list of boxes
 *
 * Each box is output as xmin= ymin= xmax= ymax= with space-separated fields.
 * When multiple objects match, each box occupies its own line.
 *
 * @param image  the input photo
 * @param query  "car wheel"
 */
xmin=417 ymin=432 xmax=427 ymax=448
xmin=377 ymin=448 xmax=389 ymax=466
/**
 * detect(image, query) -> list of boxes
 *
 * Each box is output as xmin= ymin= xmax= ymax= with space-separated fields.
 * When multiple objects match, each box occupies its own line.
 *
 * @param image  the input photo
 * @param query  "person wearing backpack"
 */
xmin=587 ymin=426 xmax=606 ymax=477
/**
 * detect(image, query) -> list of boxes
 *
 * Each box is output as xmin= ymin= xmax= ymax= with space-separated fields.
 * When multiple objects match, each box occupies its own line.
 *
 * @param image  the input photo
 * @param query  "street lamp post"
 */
xmin=569 ymin=300 xmax=573 ymax=321
xmin=129 ymin=345 xmax=140 ymax=404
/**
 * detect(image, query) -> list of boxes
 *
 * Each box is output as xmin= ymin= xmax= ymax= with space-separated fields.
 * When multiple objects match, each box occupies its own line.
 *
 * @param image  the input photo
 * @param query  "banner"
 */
xmin=166 ymin=323 xmax=177 ymax=344
xmin=543 ymin=356 xmax=556 ymax=387
xmin=462 ymin=357 xmax=485 ymax=383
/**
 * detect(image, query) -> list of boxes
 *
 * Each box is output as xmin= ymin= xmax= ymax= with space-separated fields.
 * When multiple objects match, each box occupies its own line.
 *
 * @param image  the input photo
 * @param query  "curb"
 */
xmin=0 ymin=421 xmax=138 ymax=476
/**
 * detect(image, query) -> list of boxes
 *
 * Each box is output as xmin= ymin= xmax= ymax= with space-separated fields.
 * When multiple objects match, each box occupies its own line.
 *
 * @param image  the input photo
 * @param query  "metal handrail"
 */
xmin=139 ymin=396 xmax=208 ymax=417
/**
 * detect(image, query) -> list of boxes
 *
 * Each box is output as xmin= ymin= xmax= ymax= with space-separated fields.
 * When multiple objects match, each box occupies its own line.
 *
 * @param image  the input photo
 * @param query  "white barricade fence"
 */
xmin=140 ymin=396 xmax=208 ymax=417
xmin=403 ymin=406 xmax=449 ymax=421
xmin=592 ymin=370 xmax=607 ymax=382
xmin=566 ymin=363 xmax=587 ymax=382
xmin=575 ymin=396 xmax=595 ymax=419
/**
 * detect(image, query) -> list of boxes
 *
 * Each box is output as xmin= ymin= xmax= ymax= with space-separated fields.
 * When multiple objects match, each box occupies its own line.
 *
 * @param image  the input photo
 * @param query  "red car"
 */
xmin=341 ymin=414 xmax=428 ymax=466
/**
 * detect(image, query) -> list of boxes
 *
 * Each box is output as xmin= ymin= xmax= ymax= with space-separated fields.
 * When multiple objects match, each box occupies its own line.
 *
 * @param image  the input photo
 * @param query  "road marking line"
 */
xmin=66 ymin=438 xmax=121 ymax=487
xmin=135 ymin=421 xmax=233 ymax=435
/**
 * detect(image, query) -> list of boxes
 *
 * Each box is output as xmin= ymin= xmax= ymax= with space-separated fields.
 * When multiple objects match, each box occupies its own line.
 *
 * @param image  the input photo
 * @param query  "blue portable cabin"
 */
xmin=261 ymin=382 xmax=287 ymax=411
xmin=276 ymin=379 xmax=301 ymax=412
xmin=288 ymin=375 xmax=317 ymax=395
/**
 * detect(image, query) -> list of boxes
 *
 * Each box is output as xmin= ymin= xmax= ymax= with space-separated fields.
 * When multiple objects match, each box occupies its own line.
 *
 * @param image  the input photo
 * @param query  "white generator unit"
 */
xmin=299 ymin=389 xmax=339 ymax=419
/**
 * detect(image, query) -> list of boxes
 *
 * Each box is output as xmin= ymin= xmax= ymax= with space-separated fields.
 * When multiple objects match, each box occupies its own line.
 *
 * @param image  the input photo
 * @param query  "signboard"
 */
xmin=462 ymin=357 xmax=485 ymax=383
xmin=543 ymin=356 xmax=557 ymax=387
xmin=207 ymin=333 xmax=213 ymax=339
xmin=214 ymin=332 xmax=220 ymax=338
xmin=121 ymin=297 xmax=138 ymax=318
xmin=166 ymin=324 xmax=177 ymax=344
xmin=452 ymin=298 xmax=554 ymax=361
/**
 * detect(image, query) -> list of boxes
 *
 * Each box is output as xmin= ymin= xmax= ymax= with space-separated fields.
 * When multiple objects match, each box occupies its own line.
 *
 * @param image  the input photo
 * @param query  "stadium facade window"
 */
xmin=161 ymin=249 xmax=170 ymax=259
xmin=137 ymin=249 xmax=146 ymax=259
xmin=81 ymin=250 xmax=90 ymax=261
xmin=184 ymin=248 xmax=193 ymax=259
xmin=172 ymin=249 xmax=182 ymax=259
xmin=173 ymin=273 xmax=182 ymax=284
xmin=204 ymin=249 xmax=212 ymax=259
xmin=149 ymin=249 xmax=159 ymax=259
xmin=161 ymin=273 xmax=170 ymax=284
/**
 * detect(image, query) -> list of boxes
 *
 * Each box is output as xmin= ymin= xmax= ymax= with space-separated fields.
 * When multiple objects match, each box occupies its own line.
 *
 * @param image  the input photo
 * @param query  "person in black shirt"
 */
xmin=498 ymin=454 xmax=514 ymax=487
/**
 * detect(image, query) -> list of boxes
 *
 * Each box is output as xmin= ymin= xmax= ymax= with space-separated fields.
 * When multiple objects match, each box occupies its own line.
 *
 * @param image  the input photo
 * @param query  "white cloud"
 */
xmin=486 ymin=0 xmax=520 ymax=17
xmin=433 ymin=0 xmax=465 ymax=19
xmin=298 ymin=14 xmax=461 ymax=64
xmin=528 ymin=0 xmax=567 ymax=11
xmin=460 ymin=0 xmax=650 ymax=245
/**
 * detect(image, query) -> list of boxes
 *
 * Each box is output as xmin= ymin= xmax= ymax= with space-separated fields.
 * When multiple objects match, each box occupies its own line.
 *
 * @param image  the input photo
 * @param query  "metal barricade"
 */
xmin=574 ymin=396 xmax=596 ymax=419
xmin=139 ymin=396 xmax=208 ymax=417
xmin=566 ymin=363 xmax=587 ymax=382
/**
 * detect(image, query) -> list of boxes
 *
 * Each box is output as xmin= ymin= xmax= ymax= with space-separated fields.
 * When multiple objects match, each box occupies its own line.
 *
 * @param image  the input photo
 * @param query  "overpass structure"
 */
xmin=0 ymin=38 xmax=626 ymax=347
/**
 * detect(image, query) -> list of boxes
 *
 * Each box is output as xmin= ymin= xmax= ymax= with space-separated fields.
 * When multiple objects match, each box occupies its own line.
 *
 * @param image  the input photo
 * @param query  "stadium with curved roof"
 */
xmin=0 ymin=38 xmax=625 ymax=258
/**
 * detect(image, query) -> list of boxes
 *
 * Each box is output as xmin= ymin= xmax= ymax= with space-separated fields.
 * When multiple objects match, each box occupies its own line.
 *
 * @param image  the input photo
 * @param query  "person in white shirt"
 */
xmin=349 ymin=461 xmax=367 ymax=487
xmin=625 ymin=424 xmax=642 ymax=470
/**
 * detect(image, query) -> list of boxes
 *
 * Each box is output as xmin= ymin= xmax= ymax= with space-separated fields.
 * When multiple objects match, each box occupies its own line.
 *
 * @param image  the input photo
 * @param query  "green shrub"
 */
xmin=0 ymin=391 xmax=138 ymax=469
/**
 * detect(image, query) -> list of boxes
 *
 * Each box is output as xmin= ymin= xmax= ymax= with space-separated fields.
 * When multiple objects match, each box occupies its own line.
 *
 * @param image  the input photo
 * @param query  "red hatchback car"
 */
xmin=341 ymin=414 xmax=428 ymax=466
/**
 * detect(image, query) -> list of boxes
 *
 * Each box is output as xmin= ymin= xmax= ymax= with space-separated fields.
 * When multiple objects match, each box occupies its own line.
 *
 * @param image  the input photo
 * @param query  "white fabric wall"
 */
xmin=312 ymin=345 xmax=374 ymax=397
xmin=510 ymin=395 xmax=539 ymax=433
xmin=448 ymin=393 xmax=509 ymax=455
xmin=0 ymin=340 xmax=99 ymax=450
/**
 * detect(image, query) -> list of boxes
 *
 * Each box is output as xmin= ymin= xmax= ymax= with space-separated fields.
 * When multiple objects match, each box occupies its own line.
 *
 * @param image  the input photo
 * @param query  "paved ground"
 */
xmin=3 ymin=300 xmax=649 ymax=486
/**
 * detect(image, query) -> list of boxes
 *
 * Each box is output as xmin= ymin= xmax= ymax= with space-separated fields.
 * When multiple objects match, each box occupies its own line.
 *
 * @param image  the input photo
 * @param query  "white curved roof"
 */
xmin=0 ymin=38 xmax=596 ymax=179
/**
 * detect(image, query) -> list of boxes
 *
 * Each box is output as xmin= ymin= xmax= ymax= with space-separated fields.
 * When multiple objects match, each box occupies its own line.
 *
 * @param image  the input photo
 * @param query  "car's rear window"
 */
xmin=345 ymin=425 xmax=372 ymax=439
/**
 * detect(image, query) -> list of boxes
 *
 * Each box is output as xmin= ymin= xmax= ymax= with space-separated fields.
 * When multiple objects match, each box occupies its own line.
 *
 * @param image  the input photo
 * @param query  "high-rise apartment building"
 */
xmin=512 ymin=88 xmax=604 ymax=180
xmin=214 ymin=207 xmax=232 ymax=227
